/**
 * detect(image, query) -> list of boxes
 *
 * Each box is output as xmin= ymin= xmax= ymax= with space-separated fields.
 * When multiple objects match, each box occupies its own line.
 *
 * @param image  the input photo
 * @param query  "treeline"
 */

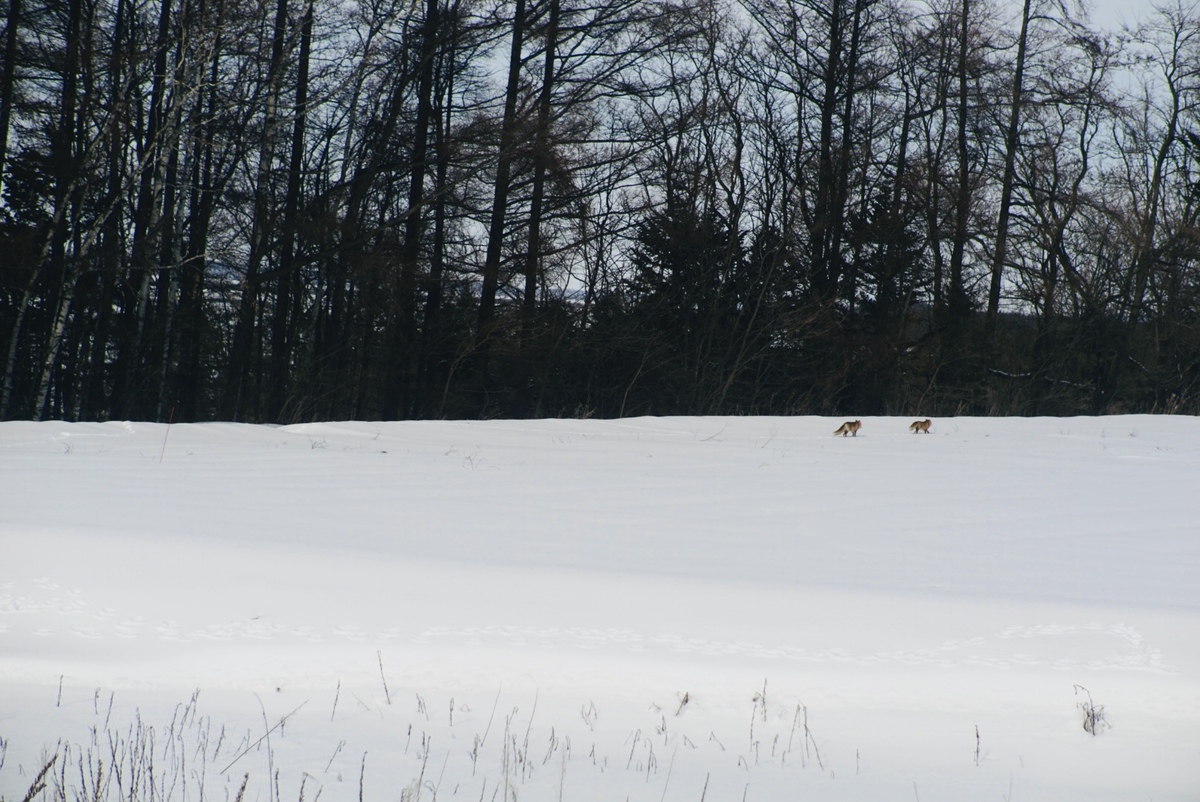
xmin=1 ymin=0 xmax=1199 ymax=423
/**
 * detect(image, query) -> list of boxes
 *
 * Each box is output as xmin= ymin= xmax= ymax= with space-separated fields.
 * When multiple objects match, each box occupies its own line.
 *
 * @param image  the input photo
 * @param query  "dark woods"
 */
xmin=2 ymin=0 xmax=1199 ymax=423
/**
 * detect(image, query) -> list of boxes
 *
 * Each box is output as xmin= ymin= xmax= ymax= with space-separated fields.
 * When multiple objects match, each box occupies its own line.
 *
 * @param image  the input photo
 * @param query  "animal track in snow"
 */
xmin=0 ymin=593 xmax=37 ymax=613
xmin=332 ymin=625 xmax=368 ymax=641
xmin=0 ymin=579 xmax=1176 ymax=673
xmin=411 ymin=622 xmax=1177 ymax=674
xmin=114 ymin=618 xmax=145 ymax=638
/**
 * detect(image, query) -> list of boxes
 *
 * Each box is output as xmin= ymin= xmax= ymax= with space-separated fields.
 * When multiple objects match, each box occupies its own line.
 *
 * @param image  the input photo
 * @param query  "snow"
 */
xmin=1 ymin=415 xmax=1198 ymax=802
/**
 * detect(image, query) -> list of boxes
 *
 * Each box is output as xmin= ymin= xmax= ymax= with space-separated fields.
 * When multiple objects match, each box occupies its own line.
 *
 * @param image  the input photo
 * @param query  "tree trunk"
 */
xmin=0 ymin=0 xmax=20 ymax=192
xmin=223 ymin=0 xmax=291 ymax=420
xmin=384 ymin=0 xmax=440 ymax=419
xmin=833 ymin=0 xmax=865 ymax=307
xmin=946 ymin=0 xmax=971 ymax=322
xmin=33 ymin=281 xmax=77 ymax=420
xmin=83 ymin=0 xmax=132 ymax=420
xmin=30 ymin=0 xmax=84 ymax=420
xmin=112 ymin=0 xmax=174 ymax=418
xmin=268 ymin=0 xmax=313 ymax=422
xmin=521 ymin=0 xmax=559 ymax=337
xmin=984 ymin=0 xmax=1032 ymax=344
xmin=476 ymin=0 xmax=528 ymax=336
xmin=811 ymin=0 xmax=844 ymax=300
xmin=148 ymin=20 xmax=192 ymax=420
xmin=176 ymin=0 xmax=229 ymax=422
xmin=419 ymin=2 xmax=462 ymax=416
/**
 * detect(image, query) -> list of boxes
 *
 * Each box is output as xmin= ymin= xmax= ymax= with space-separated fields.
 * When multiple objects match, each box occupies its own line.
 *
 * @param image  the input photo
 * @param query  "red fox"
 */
xmin=833 ymin=420 xmax=862 ymax=437
xmin=909 ymin=419 xmax=932 ymax=434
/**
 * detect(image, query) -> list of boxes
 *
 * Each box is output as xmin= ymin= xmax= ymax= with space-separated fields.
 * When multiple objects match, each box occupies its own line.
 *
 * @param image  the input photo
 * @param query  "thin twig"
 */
xmin=220 ymin=702 xmax=307 ymax=774
xmin=377 ymin=652 xmax=391 ymax=705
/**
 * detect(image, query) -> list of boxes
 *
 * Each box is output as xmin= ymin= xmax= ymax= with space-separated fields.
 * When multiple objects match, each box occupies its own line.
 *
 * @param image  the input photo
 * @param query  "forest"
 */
xmin=1 ymin=0 xmax=1198 ymax=423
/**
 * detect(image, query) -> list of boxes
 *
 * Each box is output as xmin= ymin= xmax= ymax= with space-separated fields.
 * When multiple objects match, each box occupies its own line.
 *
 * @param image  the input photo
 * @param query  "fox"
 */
xmin=909 ymin=418 xmax=932 ymax=434
xmin=833 ymin=420 xmax=862 ymax=437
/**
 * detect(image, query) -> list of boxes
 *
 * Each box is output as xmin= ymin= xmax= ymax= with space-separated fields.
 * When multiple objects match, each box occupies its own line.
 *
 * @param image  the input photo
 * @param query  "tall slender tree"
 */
xmin=984 ymin=0 xmax=1033 ymax=344
xmin=0 ymin=0 xmax=20 ymax=193
xmin=477 ymin=0 xmax=528 ymax=339
xmin=268 ymin=0 xmax=314 ymax=422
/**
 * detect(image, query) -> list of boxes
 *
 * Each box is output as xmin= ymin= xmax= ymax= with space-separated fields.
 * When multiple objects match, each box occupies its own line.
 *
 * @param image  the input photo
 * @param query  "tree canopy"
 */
xmin=2 ymin=0 xmax=1199 ymax=422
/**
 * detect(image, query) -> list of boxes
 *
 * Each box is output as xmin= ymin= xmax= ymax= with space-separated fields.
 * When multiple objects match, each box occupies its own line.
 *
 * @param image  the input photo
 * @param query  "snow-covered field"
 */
xmin=1 ymin=415 xmax=1198 ymax=802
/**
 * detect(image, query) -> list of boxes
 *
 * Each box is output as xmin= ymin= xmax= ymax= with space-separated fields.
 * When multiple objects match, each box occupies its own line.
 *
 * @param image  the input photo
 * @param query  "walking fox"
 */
xmin=833 ymin=420 xmax=862 ymax=437
xmin=909 ymin=419 xmax=932 ymax=434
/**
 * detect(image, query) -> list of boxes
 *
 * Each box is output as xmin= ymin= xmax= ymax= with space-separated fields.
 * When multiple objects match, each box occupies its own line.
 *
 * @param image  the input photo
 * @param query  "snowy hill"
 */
xmin=2 ymin=416 xmax=1198 ymax=801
